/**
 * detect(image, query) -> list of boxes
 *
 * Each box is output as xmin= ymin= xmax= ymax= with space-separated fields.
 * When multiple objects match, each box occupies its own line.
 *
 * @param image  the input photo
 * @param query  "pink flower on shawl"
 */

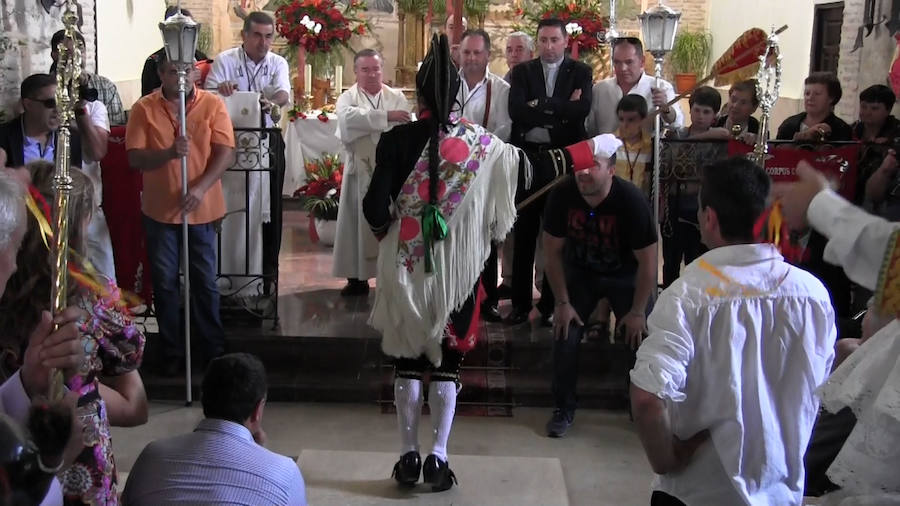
xmin=439 ymin=137 xmax=470 ymax=164
xmin=399 ymin=217 xmax=421 ymax=241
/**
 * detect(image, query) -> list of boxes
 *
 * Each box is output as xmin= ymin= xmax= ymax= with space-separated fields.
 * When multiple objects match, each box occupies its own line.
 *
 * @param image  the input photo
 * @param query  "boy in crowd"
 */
xmin=661 ymin=86 xmax=721 ymax=286
xmin=614 ymin=94 xmax=653 ymax=198
xmin=709 ymin=79 xmax=760 ymax=143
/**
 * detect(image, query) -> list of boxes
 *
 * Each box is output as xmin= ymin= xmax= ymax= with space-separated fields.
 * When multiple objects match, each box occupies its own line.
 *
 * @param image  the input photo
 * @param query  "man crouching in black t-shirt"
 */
xmin=542 ymin=134 xmax=658 ymax=438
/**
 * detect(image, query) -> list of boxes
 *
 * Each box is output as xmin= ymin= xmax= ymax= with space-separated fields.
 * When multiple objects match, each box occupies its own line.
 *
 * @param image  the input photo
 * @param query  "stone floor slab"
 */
xmin=299 ymin=449 xmax=569 ymax=506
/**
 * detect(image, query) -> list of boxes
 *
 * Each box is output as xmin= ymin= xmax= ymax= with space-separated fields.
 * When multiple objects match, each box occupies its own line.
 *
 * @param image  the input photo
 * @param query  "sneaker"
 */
xmin=391 ymin=450 xmax=421 ymax=487
xmin=545 ymin=410 xmax=573 ymax=438
xmin=422 ymin=454 xmax=457 ymax=492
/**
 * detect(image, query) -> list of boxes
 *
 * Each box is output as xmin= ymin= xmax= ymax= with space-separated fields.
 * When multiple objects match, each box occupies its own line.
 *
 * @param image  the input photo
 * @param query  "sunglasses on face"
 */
xmin=28 ymin=97 xmax=57 ymax=109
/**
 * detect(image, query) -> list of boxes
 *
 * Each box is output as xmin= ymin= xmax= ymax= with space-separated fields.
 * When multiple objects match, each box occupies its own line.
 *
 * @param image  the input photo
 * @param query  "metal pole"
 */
xmin=652 ymin=56 xmax=663 ymax=286
xmin=178 ymin=67 xmax=193 ymax=405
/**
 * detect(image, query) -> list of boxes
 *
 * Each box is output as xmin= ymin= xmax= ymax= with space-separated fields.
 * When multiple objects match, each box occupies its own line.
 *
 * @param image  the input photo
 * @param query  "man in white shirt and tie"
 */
xmin=630 ymin=156 xmax=837 ymax=506
xmin=586 ymin=37 xmax=683 ymax=136
xmin=332 ymin=49 xmax=410 ymax=296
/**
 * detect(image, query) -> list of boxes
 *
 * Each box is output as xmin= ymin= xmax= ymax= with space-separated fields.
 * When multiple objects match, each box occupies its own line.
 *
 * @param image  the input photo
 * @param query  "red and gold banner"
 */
xmin=711 ymin=28 xmax=769 ymax=87
xmin=727 ymin=141 xmax=860 ymax=200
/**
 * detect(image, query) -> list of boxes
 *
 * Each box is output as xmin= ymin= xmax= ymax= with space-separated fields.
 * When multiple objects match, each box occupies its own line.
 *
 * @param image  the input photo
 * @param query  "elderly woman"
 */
xmin=776 ymin=71 xmax=852 ymax=143
xmin=0 ymin=161 xmax=145 ymax=505
xmin=775 ymin=72 xmax=854 ymax=320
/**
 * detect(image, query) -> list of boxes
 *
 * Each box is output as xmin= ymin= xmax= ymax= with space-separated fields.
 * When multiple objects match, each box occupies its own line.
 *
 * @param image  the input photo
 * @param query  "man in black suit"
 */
xmin=505 ymin=18 xmax=593 ymax=325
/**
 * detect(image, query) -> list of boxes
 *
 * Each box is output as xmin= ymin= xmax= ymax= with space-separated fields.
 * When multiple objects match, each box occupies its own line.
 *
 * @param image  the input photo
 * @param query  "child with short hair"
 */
xmin=613 ymin=94 xmax=653 ymax=196
xmin=714 ymin=79 xmax=760 ymax=141
xmin=661 ymin=85 xmax=722 ymax=286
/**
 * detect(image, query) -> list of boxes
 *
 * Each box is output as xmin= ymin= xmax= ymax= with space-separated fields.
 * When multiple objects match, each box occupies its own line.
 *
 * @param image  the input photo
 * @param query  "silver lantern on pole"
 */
xmin=639 ymin=1 xmax=680 ymax=266
xmin=159 ymin=4 xmax=199 ymax=406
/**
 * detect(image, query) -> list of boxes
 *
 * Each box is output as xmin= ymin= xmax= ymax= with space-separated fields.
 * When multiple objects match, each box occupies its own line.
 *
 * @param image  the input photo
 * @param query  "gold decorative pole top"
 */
xmin=48 ymin=0 xmax=82 ymax=402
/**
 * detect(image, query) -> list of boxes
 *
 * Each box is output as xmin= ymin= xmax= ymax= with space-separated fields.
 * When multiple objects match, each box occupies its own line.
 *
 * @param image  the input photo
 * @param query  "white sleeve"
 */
xmin=585 ymin=83 xmax=602 ymax=138
xmin=630 ymin=291 xmax=694 ymax=401
xmin=489 ymin=81 xmax=511 ymax=142
xmin=269 ymin=56 xmax=292 ymax=97
xmin=337 ymin=92 xmax=388 ymax=144
xmin=87 ymin=101 xmax=110 ymax=132
xmin=808 ymin=189 xmax=900 ymax=291
xmin=0 ymin=372 xmax=32 ymax=424
xmin=204 ymin=56 xmax=228 ymax=91
xmin=663 ymin=79 xmax=684 ymax=129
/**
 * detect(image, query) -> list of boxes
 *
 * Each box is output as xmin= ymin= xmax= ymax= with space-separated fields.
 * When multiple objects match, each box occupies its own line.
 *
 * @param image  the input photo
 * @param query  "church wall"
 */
xmin=835 ymin=0 xmax=898 ymax=122
xmin=0 ymin=1 xmax=97 ymax=118
xmin=95 ymin=0 xmax=167 ymax=109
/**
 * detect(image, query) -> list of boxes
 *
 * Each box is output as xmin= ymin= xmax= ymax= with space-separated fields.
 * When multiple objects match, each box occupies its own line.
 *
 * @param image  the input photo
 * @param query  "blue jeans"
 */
xmin=143 ymin=215 xmax=224 ymax=362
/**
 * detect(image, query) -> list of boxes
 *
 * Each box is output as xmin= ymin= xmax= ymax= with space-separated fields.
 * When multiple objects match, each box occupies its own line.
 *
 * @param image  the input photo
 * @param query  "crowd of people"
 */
xmin=0 ymin=5 xmax=898 ymax=506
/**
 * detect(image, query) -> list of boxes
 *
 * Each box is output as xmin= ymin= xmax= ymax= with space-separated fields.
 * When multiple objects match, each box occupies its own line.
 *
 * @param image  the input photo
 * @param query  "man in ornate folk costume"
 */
xmin=363 ymin=34 xmax=610 ymax=491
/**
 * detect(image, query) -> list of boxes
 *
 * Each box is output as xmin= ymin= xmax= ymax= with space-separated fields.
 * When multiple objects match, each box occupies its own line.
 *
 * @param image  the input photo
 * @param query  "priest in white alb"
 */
xmin=333 ymin=48 xmax=411 ymax=296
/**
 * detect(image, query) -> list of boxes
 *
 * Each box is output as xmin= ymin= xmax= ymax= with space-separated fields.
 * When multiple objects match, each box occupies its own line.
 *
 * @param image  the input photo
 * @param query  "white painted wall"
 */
xmin=95 ymin=0 xmax=167 ymax=108
xmin=707 ymin=0 xmax=827 ymax=100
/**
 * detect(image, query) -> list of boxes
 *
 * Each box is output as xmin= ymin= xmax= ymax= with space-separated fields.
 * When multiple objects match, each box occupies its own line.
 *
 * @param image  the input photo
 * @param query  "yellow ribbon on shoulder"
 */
xmin=875 ymin=229 xmax=900 ymax=317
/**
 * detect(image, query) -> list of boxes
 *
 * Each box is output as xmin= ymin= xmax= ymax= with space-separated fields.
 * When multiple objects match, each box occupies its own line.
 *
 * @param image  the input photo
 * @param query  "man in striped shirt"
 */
xmin=122 ymin=353 xmax=306 ymax=506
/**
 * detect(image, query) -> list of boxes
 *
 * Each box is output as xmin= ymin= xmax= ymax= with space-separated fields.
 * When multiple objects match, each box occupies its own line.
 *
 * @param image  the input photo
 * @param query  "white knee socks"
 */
xmin=428 ymin=380 xmax=458 ymax=462
xmin=394 ymin=378 xmax=423 ymax=454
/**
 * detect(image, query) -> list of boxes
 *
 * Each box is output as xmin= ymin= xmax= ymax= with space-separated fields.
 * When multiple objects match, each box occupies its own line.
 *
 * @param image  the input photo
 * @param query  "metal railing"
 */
xmin=216 ymin=127 xmax=285 ymax=327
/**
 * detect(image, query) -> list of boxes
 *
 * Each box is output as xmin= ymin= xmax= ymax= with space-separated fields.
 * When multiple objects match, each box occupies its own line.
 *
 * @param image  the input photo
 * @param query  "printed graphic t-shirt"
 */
xmin=543 ymin=175 xmax=657 ymax=276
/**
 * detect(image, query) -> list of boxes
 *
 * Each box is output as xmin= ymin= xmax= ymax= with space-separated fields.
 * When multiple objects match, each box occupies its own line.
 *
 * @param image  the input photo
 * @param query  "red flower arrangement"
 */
xmin=274 ymin=0 xmax=370 ymax=55
xmin=519 ymin=0 xmax=607 ymax=54
xmin=293 ymin=153 xmax=343 ymax=219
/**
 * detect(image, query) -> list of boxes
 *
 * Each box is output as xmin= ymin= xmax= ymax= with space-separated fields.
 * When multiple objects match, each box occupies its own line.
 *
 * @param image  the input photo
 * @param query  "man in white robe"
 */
xmin=333 ymin=49 xmax=410 ymax=296
xmin=782 ymin=156 xmax=900 ymax=504
xmin=630 ymin=156 xmax=837 ymax=506
xmin=453 ymin=28 xmax=511 ymax=320
xmin=206 ymin=12 xmax=291 ymax=298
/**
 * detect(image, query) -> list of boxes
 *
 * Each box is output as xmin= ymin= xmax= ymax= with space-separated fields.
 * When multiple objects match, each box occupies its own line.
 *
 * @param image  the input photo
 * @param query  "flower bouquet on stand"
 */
xmin=293 ymin=153 xmax=343 ymax=245
xmin=274 ymin=0 xmax=370 ymax=108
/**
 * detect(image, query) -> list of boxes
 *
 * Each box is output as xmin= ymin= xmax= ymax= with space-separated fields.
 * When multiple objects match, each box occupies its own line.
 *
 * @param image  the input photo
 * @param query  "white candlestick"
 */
xmin=304 ymin=64 xmax=312 ymax=95
xmin=335 ymin=65 xmax=343 ymax=95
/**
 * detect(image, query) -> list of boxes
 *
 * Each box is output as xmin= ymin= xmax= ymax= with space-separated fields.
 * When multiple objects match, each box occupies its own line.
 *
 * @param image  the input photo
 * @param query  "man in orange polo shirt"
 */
xmin=126 ymin=55 xmax=235 ymax=376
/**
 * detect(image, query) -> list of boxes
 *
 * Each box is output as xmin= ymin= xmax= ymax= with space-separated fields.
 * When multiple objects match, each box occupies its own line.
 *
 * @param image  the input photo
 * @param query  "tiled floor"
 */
xmin=118 ymin=207 xmax=658 ymax=505
xmin=260 ymin=208 xmax=558 ymax=340
xmin=112 ymin=402 xmax=653 ymax=506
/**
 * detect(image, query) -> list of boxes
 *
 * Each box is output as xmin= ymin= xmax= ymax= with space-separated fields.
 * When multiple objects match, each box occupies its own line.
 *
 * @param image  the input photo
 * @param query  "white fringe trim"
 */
xmin=369 ymin=138 xmax=522 ymax=366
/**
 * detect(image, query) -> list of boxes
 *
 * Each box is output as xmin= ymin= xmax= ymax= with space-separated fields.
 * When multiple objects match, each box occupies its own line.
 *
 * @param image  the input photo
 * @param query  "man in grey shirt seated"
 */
xmin=122 ymin=353 xmax=306 ymax=506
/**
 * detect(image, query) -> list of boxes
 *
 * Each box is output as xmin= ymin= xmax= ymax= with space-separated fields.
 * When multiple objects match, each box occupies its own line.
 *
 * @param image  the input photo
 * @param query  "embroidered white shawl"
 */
xmin=369 ymin=120 xmax=529 ymax=365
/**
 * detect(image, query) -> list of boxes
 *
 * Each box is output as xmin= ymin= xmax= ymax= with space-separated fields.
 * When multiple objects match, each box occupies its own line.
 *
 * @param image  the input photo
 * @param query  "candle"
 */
xmin=304 ymin=64 xmax=312 ymax=95
xmin=335 ymin=65 xmax=343 ymax=95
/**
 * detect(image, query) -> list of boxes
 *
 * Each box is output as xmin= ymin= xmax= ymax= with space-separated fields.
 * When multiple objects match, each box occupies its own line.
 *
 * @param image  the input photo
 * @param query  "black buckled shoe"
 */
xmin=391 ymin=451 xmax=421 ymax=487
xmin=422 ymin=454 xmax=457 ymax=492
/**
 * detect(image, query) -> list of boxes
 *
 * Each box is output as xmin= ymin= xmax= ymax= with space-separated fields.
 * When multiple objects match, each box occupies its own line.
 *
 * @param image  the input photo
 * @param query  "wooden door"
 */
xmin=811 ymin=2 xmax=844 ymax=74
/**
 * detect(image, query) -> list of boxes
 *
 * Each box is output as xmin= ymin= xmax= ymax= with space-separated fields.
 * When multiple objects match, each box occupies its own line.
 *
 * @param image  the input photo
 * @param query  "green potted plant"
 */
xmin=669 ymin=30 xmax=712 ymax=93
